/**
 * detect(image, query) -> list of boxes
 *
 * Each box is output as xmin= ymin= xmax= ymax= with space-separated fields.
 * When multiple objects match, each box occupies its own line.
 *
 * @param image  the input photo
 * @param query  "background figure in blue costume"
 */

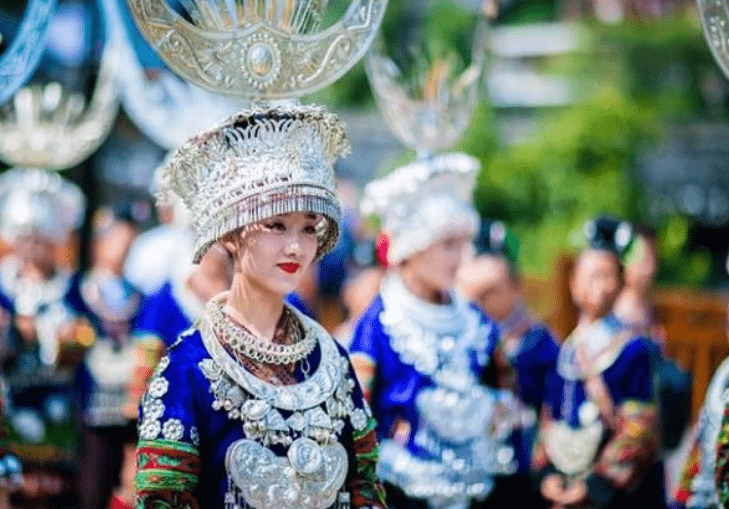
xmin=532 ymin=217 xmax=665 ymax=509
xmin=63 ymin=206 xmax=144 ymax=509
xmin=350 ymin=154 xmax=517 ymax=509
xmin=0 ymin=168 xmax=89 ymax=509
xmin=134 ymin=106 xmax=387 ymax=509
xmin=457 ymin=220 xmax=559 ymax=507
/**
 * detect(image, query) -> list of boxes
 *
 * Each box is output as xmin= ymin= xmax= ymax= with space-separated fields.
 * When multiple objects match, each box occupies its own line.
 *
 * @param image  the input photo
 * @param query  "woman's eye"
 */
xmin=265 ymin=222 xmax=285 ymax=231
xmin=303 ymin=224 xmax=317 ymax=235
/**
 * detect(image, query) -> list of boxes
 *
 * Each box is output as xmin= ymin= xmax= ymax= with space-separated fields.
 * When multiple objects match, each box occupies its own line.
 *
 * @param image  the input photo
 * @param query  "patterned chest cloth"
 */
xmin=0 ymin=258 xmax=80 ymax=471
xmin=349 ymin=274 xmax=514 ymax=507
xmin=135 ymin=301 xmax=386 ymax=509
xmin=531 ymin=315 xmax=663 ymax=508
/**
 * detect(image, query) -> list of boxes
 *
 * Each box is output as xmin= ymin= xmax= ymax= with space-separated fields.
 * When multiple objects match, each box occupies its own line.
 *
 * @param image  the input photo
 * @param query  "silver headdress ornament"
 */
xmin=99 ymin=0 xmax=247 ymax=150
xmin=697 ymin=0 xmax=729 ymax=81
xmin=0 ymin=168 xmax=85 ymax=243
xmin=0 ymin=23 xmax=121 ymax=170
xmin=362 ymin=2 xmax=491 ymax=264
xmin=365 ymin=0 xmax=491 ymax=157
xmin=124 ymin=0 xmax=386 ymax=100
xmin=126 ymin=0 xmax=387 ymax=263
xmin=0 ymin=0 xmax=57 ymax=105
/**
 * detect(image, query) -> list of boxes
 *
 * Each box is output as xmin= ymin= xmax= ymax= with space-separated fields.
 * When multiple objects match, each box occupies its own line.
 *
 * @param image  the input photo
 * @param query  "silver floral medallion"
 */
xmin=162 ymin=419 xmax=185 ymax=442
xmin=225 ymin=438 xmax=348 ymax=509
xmin=147 ymin=377 xmax=170 ymax=399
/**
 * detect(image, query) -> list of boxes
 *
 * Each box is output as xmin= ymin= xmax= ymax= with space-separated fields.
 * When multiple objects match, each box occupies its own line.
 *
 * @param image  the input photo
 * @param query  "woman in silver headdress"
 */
xmin=133 ymin=106 xmax=387 ymax=509
xmin=350 ymin=154 xmax=516 ymax=509
xmin=0 ymin=168 xmax=89 ymax=509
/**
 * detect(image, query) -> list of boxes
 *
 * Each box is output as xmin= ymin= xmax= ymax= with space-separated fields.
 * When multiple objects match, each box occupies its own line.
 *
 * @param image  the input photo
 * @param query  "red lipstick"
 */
xmin=278 ymin=263 xmax=300 ymax=274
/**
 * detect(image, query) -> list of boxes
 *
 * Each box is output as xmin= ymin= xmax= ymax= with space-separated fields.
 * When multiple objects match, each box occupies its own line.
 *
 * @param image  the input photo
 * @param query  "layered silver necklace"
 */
xmin=208 ymin=299 xmax=316 ymax=366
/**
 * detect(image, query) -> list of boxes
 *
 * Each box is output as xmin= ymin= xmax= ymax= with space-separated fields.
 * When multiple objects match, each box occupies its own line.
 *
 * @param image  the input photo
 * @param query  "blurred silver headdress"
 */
xmin=0 ymin=0 xmax=57 ymax=105
xmin=0 ymin=168 xmax=85 ymax=243
xmin=125 ymin=0 xmax=387 ymax=262
xmin=361 ymin=153 xmax=480 ymax=264
xmin=362 ymin=2 xmax=491 ymax=264
xmin=0 ymin=19 xmax=121 ymax=170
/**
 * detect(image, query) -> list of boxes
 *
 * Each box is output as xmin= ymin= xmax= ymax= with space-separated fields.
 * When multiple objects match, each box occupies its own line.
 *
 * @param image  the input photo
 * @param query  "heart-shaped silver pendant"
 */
xmin=225 ymin=438 xmax=348 ymax=509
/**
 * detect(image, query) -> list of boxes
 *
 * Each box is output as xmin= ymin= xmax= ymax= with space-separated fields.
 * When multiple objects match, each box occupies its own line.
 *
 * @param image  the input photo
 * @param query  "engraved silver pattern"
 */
xmin=210 ymin=302 xmax=316 ymax=365
xmin=123 ymin=0 xmax=388 ymax=100
xmin=195 ymin=296 xmax=363 ymax=509
xmin=199 ymin=293 xmax=342 ymax=411
xmin=225 ymin=438 xmax=348 ymax=509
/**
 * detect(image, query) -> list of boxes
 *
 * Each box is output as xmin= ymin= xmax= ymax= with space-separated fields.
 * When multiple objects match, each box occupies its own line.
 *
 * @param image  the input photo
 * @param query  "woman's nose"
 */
xmin=284 ymin=237 xmax=302 ymax=256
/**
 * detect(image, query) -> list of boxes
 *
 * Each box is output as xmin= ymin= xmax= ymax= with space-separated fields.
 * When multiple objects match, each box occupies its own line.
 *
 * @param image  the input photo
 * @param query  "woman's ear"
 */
xmin=220 ymin=232 xmax=239 ymax=258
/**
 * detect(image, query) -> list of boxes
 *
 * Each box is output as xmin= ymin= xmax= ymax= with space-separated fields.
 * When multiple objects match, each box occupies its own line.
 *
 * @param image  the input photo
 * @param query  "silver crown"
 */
xmin=0 ymin=168 xmax=86 ymax=243
xmin=100 ymin=0 xmax=247 ymax=150
xmin=125 ymin=0 xmax=387 ymax=99
xmin=362 ymin=153 xmax=480 ymax=264
xmin=365 ymin=1 xmax=491 ymax=157
xmin=0 ymin=0 xmax=57 ymax=105
xmin=160 ymin=104 xmax=350 ymax=263
xmin=0 ymin=30 xmax=121 ymax=170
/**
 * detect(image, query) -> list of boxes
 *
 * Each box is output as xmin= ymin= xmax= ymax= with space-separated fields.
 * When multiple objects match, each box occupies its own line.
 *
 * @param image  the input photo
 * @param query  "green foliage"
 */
xmin=313 ymin=1 xmax=720 ymax=284
xmin=472 ymin=87 xmax=655 ymax=274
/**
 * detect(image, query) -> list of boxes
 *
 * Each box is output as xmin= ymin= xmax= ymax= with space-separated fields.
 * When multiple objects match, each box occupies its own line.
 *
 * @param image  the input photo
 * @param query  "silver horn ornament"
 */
xmin=0 ymin=25 xmax=121 ymax=170
xmin=123 ymin=0 xmax=387 ymax=99
xmin=365 ymin=0 xmax=492 ymax=158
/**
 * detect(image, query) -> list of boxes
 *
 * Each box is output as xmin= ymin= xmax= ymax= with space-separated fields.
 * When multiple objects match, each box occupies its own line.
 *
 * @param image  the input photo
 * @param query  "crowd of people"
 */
xmin=0 ymin=136 xmax=723 ymax=509
xmin=3 ymin=0 xmax=729 ymax=508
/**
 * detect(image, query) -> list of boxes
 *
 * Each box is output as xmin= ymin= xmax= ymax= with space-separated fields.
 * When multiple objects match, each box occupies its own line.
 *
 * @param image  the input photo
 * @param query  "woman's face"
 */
xmin=570 ymin=249 xmax=622 ymax=320
xmin=15 ymin=232 xmax=56 ymax=275
xmin=228 ymin=212 xmax=322 ymax=298
xmin=403 ymin=234 xmax=472 ymax=294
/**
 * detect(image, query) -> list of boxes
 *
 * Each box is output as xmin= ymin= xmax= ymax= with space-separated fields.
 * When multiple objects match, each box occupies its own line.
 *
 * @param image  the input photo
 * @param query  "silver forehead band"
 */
xmin=195 ymin=184 xmax=341 ymax=263
xmin=160 ymin=105 xmax=349 ymax=262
